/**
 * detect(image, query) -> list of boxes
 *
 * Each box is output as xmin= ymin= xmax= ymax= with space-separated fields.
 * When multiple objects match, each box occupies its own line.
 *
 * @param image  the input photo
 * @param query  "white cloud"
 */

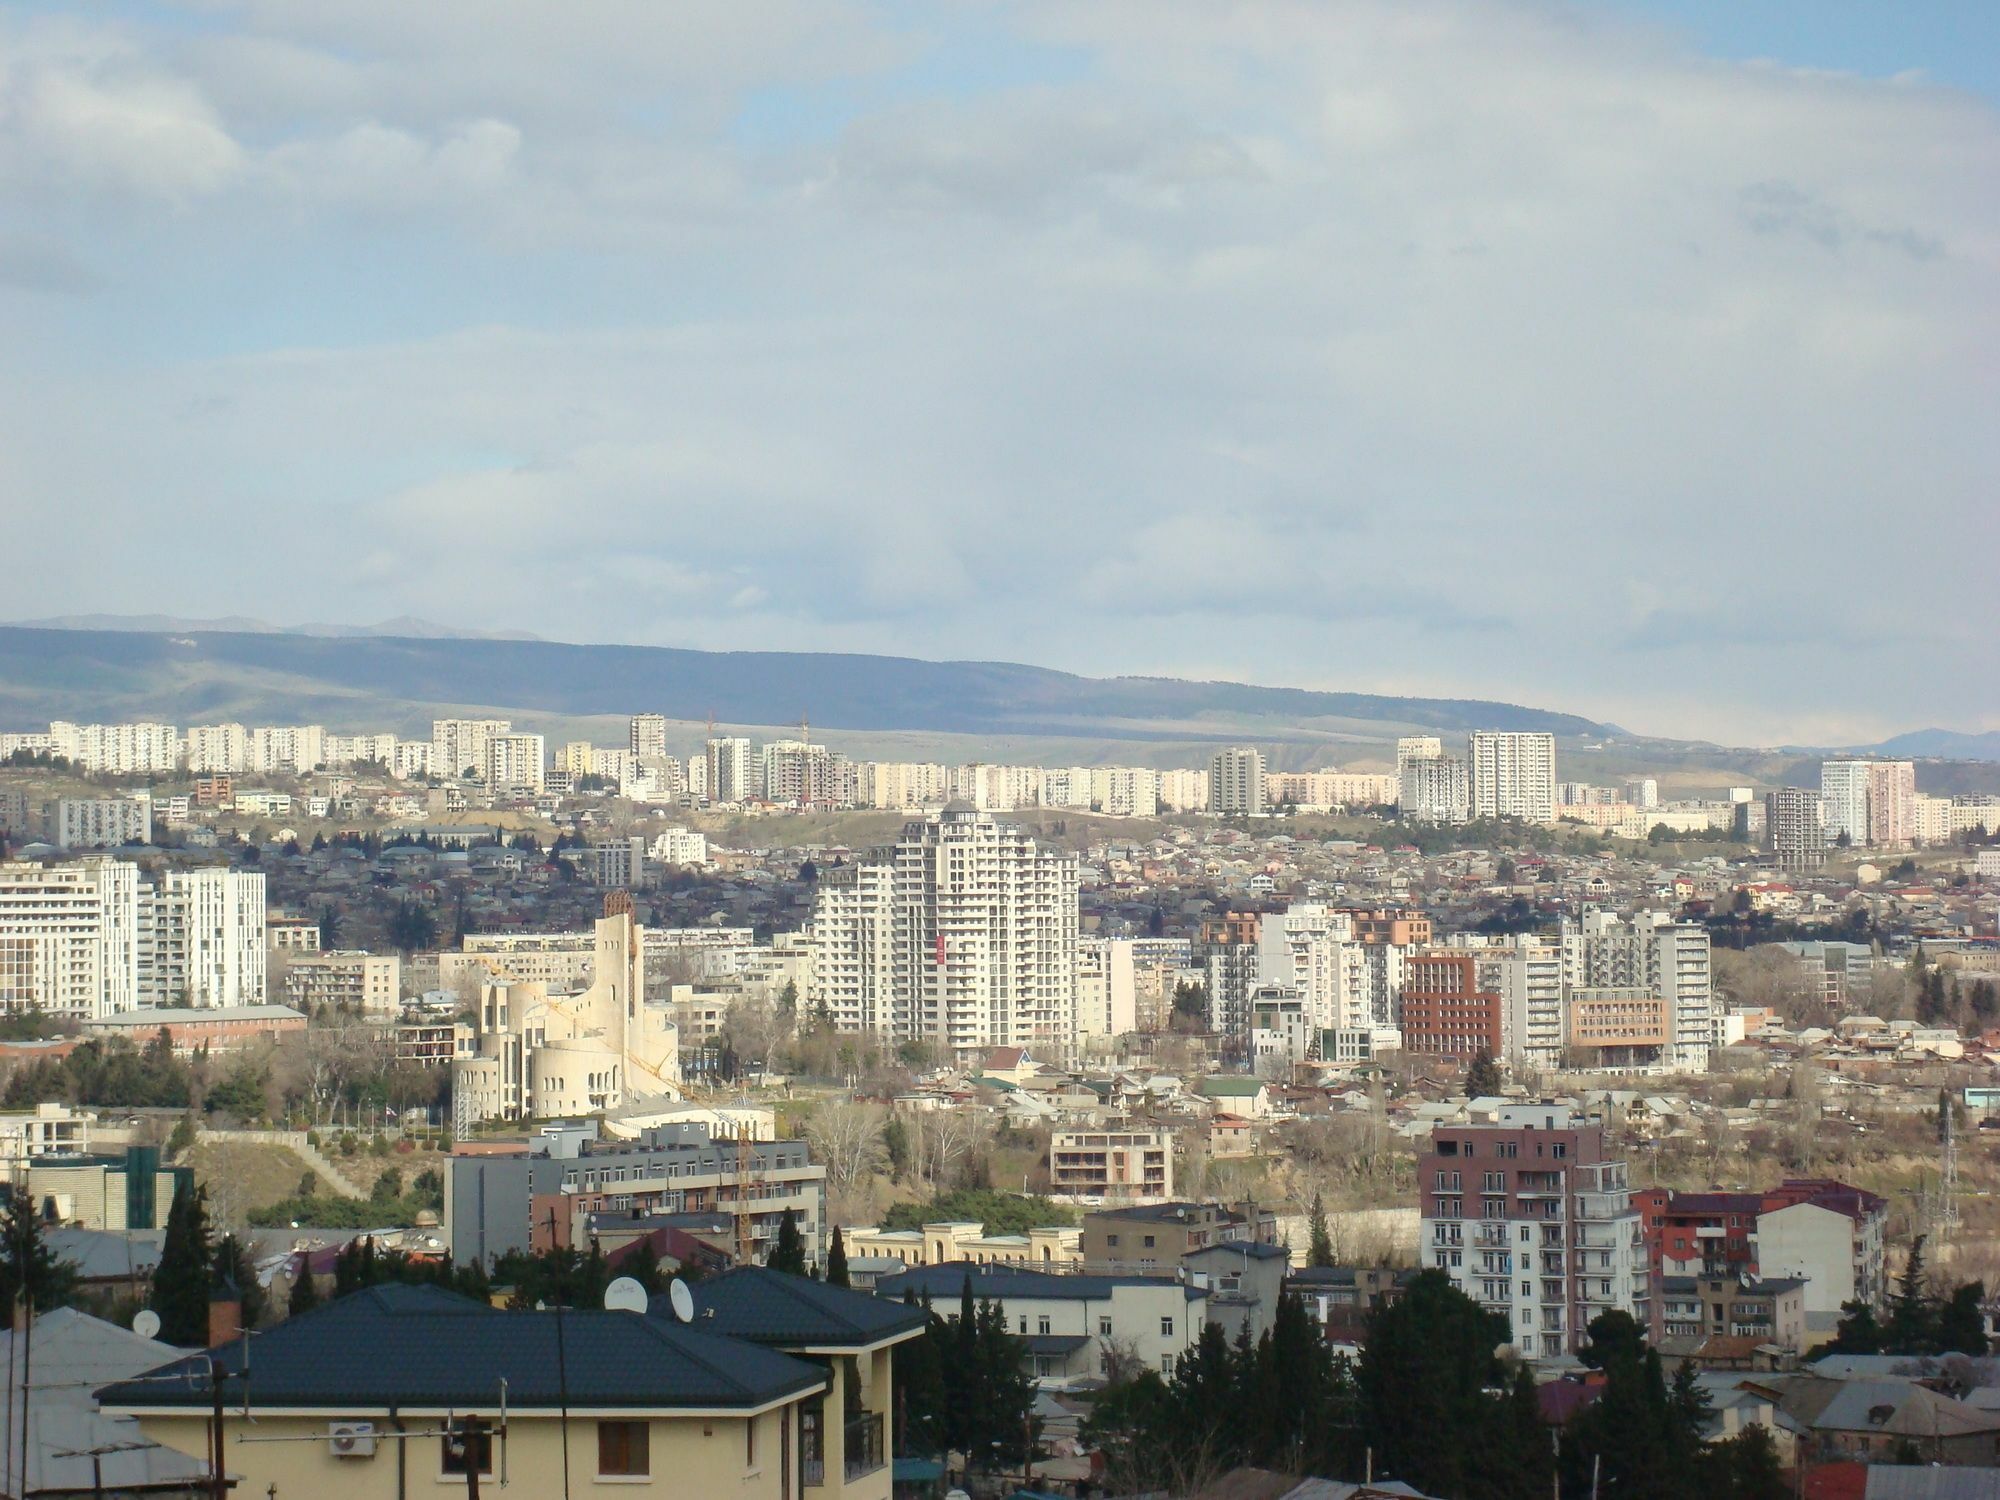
xmin=0 ymin=0 xmax=1995 ymax=743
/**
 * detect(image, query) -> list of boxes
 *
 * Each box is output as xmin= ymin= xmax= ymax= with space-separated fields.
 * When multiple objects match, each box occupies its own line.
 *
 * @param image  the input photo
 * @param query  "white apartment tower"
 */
xmin=1819 ymin=760 xmax=1871 ymax=847
xmin=1469 ymin=732 xmax=1557 ymax=824
xmin=706 ymin=738 xmax=756 ymax=805
xmin=629 ymin=714 xmax=669 ymax=760
xmin=0 ymin=858 xmax=143 ymax=1018
xmin=56 ymin=795 xmax=153 ymax=850
xmin=808 ymin=809 xmax=1079 ymax=1056
xmin=483 ymin=733 xmax=547 ymax=792
xmin=143 ymin=869 xmax=267 ymax=1008
xmin=184 ymin=724 xmax=249 ymax=773
xmin=431 ymin=719 xmax=511 ymax=781
xmin=1209 ymin=747 xmax=1266 ymax=816
xmin=1817 ymin=757 xmax=1915 ymax=850
xmin=1398 ymin=737 xmax=1470 ymax=823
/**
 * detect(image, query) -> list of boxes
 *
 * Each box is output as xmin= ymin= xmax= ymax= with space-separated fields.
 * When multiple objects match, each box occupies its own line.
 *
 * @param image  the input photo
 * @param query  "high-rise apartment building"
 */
xmin=1398 ymin=736 xmax=1470 ymax=822
xmin=1468 ymin=731 xmax=1557 ymax=824
xmin=142 ymin=869 xmax=267 ymax=1008
xmin=1560 ymin=910 xmax=1711 ymax=1072
xmin=1420 ymin=1105 xmax=1649 ymax=1357
xmin=431 ymin=718 xmax=511 ymax=781
xmin=808 ymin=809 xmax=1078 ymax=1056
xmin=248 ymin=724 xmax=325 ymax=775
xmin=483 ymin=733 xmax=546 ymax=792
xmin=705 ymin=737 xmax=756 ymax=804
xmin=1433 ymin=933 xmax=1565 ymax=1073
xmin=184 ymin=724 xmax=249 ymax=774
xmin=1818 ymin=758 xmax=1913 ymax=849
xmin=1209 ymin=747 xmax=1266 ymax=816
xmin=1765 ymin=787 xmax=1826 ymax=871
xmin=1819 ymin=760 xmax=1870 ymax=847
xmin=0 ymin=858 xmax=142 ymax=1017
xmin=763 ymin=740 xmax=843 ymax=807
xmin=48 ymin=723 xmax=179 ymax=775
xmin=629 ymin=714 xmax=668 ymax=760
xmin=1399 ymin=951 xmax=1504 ymax=1060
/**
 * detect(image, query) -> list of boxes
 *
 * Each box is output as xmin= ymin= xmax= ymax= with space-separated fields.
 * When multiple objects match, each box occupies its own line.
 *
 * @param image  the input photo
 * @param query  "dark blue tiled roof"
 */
xmin=648 ymin=1267 xmax=927 ymax=1348
xmin=96 ymin=1284 xmax=825 ymax=1412
xmin=873 ymin=1262 xmax=1204 ymax=1304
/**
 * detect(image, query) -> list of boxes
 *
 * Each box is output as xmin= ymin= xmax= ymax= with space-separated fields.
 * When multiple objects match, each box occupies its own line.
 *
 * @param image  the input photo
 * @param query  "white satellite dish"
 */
xmin=668 ymin=1278 xmax=695 ymax=1324
xmin=132 ymin=1309 xmax=162 ymax=1340
xmin=602 ymin=1276 xmax=649 ymax=1315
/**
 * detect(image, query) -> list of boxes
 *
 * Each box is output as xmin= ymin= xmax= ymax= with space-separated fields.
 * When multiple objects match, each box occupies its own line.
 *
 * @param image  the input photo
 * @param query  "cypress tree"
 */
xmin=287 ymin=1256 xmax=321 ymax=1317
xmin=152 ymin=1179 xmax=213 ymax=1345
xmin=767 ymin=1209 xmax=808 ymax=1276
xmin=825 ymin=1226 xmax=850 ymax=1288
xmin=212 ymin=1233 xmax=266 ymax=1330
xmin=0 ymin=1190 xmax=76 ymax=1314
xmin=1307 ymin=1190 xmax=1335 ymax=1268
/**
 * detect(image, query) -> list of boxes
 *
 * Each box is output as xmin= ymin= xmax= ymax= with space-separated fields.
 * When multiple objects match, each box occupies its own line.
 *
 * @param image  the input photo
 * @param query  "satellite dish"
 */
xmin=132 ymin=1309 xmax=162 ymax=1340
xmin=668 ymin=1278 xmax=695 ymax=1324
xmin=602 ymin=1276 xmax=649 ymax=1315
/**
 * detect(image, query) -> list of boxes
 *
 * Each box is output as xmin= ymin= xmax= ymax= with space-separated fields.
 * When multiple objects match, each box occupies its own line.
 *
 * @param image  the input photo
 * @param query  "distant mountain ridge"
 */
xmin=13 ymin=614 xmax=541 ymax=642
xmin=0 ymin=622 xmax=1608 ymax=745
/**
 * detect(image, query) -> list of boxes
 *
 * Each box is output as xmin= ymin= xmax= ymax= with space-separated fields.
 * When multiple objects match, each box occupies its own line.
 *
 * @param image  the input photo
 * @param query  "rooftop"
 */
xmin=648 ymin=1266 xmax=927 ymax=1349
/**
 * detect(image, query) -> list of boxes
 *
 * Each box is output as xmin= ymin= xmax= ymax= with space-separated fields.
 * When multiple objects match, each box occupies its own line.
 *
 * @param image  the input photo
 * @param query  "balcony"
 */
xmin=844 ymin=1413 xmax=886 ymax=1482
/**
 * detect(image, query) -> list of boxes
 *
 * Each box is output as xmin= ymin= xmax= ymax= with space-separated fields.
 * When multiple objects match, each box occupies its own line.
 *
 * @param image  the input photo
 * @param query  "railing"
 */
xmin=844 ymin=1413 xmax=886 ymax=1481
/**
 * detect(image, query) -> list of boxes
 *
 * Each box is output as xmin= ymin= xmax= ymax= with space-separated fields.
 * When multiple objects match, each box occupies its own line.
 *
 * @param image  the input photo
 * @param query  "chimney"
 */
xmin=208 ymin=1275 xmax=243 ymax=1348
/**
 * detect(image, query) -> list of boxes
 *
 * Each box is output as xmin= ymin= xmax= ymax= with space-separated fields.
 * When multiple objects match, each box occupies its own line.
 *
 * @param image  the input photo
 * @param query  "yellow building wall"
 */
xmin=130 ymin=1405 xmax=807 ymax=1500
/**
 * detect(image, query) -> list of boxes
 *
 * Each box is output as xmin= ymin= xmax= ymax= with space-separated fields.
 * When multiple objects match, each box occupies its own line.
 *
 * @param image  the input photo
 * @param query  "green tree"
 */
xmin=287 ymin=1258 xmax=322 ymax=1317
xmin=1580 ymin=1308 xmax=1647 ymax=1370
xmin=1358 ymin=1270 xmax=1510 ymax=1500
xmin=1465 ymin=1049 xmax=1505 ymax=1097
xmin=1307 ymin=1189 xmax=1335 ymax=1268
xmin=0 ymin=1191 xmax=78 ymax=1314
xmin=1705 ymin=1426 xmax=1789 ymax=1500
xmin=622 ymin=1236 xmax=665 ymax=1295
xmin=767 ymin=1208 xmax=808 ymax=1276
xmin=826 ymin=1226 xmax=850 ymax=1288
xmin=152 ymin=1179 xmax=213 ymax=1345
xmin=212 ymin=1233 xmax=267 ymax=1330
xmin=1830 ymin=1299 xmax=1884 ymax=1354
xmin=1938 ymin=1281 xmax=1990 ymax=1356
xmin=386 ymin=899 xmax=438 ymax=954
xmin=1885 ymin=1236 xmax=1939 ymax=1354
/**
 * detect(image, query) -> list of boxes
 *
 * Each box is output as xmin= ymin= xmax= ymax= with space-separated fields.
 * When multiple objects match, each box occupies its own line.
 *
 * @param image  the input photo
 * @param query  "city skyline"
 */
xmin=1 ymin=2 xmax=1993 ymax=747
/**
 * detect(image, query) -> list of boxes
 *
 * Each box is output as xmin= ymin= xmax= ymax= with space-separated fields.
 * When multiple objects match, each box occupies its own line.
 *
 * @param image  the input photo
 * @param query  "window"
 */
xmin=598 ymin=1421 xmax=650 ymax=1478
xmin=1106 ymin=1234 xmax=1119 ymax=1247
xmin=1099 ymin=1317 xmax=1113 ymax=1337
xmin=1019 ymin=1316 xmax=1028 ymax=1334
xmin=746 ymin=1415 xmax=757 ymax=1470
xmin=1142 ymin=1235 xmax=1156 ymax=1248
xmin=1160 ymin=1316 xmax=1174 ymax=1338
xmin=1161 ymin=1353 xmax=1176 ymax=1375
xmin=441 ymin=1428 xmax=493 ymax=1479
xmin=1038 ymin=1316 xmax=1051 ymax=1335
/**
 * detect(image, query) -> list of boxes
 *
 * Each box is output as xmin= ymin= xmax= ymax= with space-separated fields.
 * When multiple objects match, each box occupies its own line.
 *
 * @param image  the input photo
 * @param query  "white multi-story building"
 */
xmin=432 ymin=718 xmax=511 ymax=781
xmin=390 ymin=739 xmax=433 ymax=780
xmin=248 ymin=724 xmax=325 ymax=775
xmin=1819 ymin=759 xmax=1871 ymax=848
xmin=763 ymin=739 xmax=843 ymax=807
xmin=1157 ymin=768 xmax=1210 ymax=814
xmin=859 ymin=762 xmax=948 ymax=810
xmin=629 ymin=714 xmax=669 ymax=760
xmin=323 ymin=732 xmax=400 ymax=768
xmin=184 ymin=723 xmax=249 ymax=773
xmin=142 ymin=868 xmax=267 ymax=1008
xmin=483 ymin=733 xmax=546 ymax=792
xmin=1560 ymin=909 xmax=1711 ymax=1072
xmin=0 ymin=858 xmax=143 ymax=1018
xmin=1093 ymin=767 xmax=1158 ymax=819
xmin=1398 ymin=737 xmax=1470 ymax=823
xmin=705 ymin=737 xmax=756 ymax=805
xmin=56 ymin=795 xmax=153 ymax=850
xmin=1469 ymin=731 xmax=1557 ymax=824
xmin=1866 ymin=760 xmax=1917 ymax=849
xmin=1439 ymin=931 xmax=1565 ymax=1073
xmin=808 ymin=809 xmax=1078 ymax=1055
xmin=649 ymin=828 xmax=710 ymax=868
xmin=49 ymin=722 xmax=179 ymax=775
xmin=1209 ymin=748 xmax=1266 ymax=816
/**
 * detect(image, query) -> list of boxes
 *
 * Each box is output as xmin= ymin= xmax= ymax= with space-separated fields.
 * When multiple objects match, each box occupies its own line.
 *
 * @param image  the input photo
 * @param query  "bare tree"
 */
xmin=804 ymin=1101 xmax=889 ymax=1223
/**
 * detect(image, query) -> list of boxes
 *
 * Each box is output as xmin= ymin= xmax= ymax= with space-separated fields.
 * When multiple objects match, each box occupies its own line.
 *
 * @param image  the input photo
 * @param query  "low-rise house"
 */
xmin=873 ymin=1262 xmax=1205 ymax=1385
xmin=98 ymin=1283 xmax=839 ymax=1500
xmin=1081 ymin=1201 xmax=1277 ymax=1275
xmin=1778 ymin=1378 xmax=2000 ymax=1467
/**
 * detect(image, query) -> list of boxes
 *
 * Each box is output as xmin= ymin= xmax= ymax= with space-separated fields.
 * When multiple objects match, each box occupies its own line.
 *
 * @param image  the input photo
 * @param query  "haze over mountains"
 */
xmin=0 ymin=619 xmax=1993 ymax=767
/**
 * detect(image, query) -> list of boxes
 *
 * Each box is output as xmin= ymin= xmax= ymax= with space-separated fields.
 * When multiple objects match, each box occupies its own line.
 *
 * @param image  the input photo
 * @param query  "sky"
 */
xmin=0 ymin=1 xmax=1994 ymax=748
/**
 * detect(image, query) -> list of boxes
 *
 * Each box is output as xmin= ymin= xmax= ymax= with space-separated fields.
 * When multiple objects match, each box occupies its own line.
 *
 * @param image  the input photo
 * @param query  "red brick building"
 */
xmin=1398 ymin=952 xmax=1503 ymax=1059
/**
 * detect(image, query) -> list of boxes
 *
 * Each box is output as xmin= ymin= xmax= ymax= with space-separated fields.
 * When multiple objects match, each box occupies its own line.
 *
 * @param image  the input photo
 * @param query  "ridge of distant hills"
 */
xmin=0 ymin=618 xmax=1990 ymax=767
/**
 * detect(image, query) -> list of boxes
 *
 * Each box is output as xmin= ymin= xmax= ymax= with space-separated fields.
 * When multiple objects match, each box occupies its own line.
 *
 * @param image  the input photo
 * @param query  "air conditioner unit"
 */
xmin=328 ymin=1422 xmax=377 ymax=1458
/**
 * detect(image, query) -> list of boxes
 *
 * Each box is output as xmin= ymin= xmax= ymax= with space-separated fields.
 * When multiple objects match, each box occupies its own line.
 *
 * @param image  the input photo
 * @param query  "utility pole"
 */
xmin=209 ymin=1355 xmax=227 ymax=1500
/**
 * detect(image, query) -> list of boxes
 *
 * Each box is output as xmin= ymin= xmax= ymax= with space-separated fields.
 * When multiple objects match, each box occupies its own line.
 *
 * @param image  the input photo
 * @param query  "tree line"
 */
xmin=1083 ymin=1271 xmax=1788 ymax=1500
